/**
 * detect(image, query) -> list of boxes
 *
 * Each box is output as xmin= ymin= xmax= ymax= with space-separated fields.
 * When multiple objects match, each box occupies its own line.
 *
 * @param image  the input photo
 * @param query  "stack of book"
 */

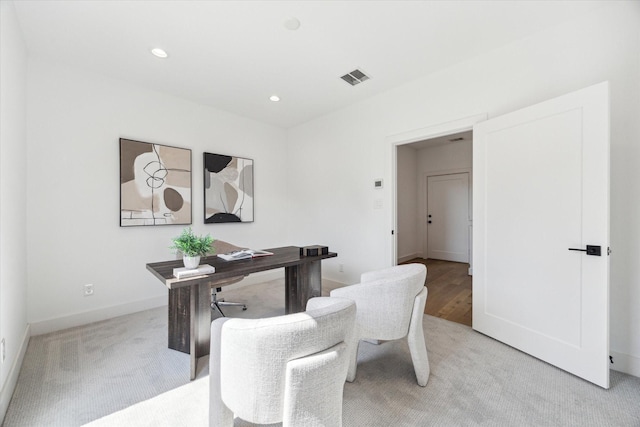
xmin=173 ymin=264 xmax=216 ymax=279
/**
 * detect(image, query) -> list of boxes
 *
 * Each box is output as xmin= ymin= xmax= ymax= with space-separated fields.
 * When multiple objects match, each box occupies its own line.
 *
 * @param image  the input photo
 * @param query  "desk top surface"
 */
xmin=146 ymin=246 xmax=337 ymax=289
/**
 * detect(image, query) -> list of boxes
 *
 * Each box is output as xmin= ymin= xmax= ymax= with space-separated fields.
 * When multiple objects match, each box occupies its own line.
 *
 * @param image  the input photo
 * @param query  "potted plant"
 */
xmin=170 ymin=227 xmax=214 ymax=269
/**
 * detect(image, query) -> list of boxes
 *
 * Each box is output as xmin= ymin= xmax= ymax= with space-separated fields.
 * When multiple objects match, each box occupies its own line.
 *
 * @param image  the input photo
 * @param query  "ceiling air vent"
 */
xmin=340 ymin=69 xmax=370 ymax=86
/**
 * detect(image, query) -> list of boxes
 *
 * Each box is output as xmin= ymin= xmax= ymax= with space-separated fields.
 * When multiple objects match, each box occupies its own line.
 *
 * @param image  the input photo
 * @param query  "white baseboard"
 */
xmin=30 ymin=295 xmax=167 ymax=336
xmin=397 ymin=252 xmax=423 ymax=264
xmin=29 ymin=269 xmax=284 ymax=336
xmin=0 ymin=324 xmax=30 ymax=423
xmin=610 ymin=350 xmax=640 ymax=378
xmin=322 ymin=277 xmax=348 ymax=291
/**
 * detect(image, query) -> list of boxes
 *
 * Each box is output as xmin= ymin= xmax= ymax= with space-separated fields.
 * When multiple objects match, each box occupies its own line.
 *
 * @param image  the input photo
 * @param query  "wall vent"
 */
xmin=340 ymin=69 xmax=370 ymax=86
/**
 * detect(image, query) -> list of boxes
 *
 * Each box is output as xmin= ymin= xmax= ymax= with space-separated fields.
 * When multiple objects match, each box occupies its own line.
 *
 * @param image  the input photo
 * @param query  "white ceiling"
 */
xmin=12 ymin=1 xmax=609 ymax=129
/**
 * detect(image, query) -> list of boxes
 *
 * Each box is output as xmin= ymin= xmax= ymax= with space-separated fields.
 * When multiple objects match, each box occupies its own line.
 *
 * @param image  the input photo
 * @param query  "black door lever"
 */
xmin=568 ymin=245 xmax=601 ymax=256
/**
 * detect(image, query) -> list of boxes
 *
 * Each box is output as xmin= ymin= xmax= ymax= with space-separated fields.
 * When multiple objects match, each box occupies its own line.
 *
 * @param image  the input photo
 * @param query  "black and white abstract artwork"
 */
xmin=203 ymin=152 xmax=254 ymax=223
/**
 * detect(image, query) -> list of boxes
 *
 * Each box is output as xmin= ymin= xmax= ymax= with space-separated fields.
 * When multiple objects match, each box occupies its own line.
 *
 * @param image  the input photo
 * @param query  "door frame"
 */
xmin=389 ymin=113 xmax=486 ymax=266
xmin=425 ymin=171 xmax=472 ymax=265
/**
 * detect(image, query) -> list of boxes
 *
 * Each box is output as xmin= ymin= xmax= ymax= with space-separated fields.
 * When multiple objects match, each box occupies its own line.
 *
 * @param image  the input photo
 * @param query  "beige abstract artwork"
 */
xmin=120 ymin=138 xmax=191 ymax=226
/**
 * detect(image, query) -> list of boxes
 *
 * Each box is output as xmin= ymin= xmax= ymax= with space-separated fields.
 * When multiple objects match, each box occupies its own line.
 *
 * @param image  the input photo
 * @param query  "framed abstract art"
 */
xmin=120 ymin=138 xmax=192 ymax=227
xmin=203 ymin=152 xmax=254 ymax=223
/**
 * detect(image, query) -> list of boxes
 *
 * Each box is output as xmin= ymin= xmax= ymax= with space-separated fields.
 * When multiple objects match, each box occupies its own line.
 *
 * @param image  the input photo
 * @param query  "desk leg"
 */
xmin=189 ymin=282 xmax=212 ymax=380
xmin=168 ymin=287 xmax=190 ymax=354
xmin=285 ymin=260 xmax=322 ymax=314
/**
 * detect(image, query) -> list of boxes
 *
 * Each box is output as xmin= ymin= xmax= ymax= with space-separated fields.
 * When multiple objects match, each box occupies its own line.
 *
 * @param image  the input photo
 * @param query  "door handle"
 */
xmin=568 ymin=245 xmax=601 ymax=256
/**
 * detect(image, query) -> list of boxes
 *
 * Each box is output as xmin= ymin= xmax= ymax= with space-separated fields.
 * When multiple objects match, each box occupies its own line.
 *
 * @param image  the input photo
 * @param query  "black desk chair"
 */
xmin=210 ymin=240 xmax=248 ymax=316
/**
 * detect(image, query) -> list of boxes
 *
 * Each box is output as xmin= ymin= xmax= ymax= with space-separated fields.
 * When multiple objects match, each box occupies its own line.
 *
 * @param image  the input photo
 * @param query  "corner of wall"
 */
xmin=0 ymin=1 xmax=29 ymax=422
xmin=398 ymin=253 xmax=423 ymax=264
xmin=610 ymin=350 xmax=640 ymax=379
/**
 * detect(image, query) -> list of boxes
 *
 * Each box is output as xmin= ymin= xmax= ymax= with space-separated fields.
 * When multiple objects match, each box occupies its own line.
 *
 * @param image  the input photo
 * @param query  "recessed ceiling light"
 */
xmin=151 ymin=48 xmax=168 ymax=58
xmin=269 ymin=95 xmax=280 ymax=102
xmin=283 ymin=17 xmax=301 ymax=31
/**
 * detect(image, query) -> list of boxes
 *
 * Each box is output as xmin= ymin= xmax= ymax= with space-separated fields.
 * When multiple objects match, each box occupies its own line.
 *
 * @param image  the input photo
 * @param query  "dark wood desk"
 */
xmin=146 ymin=246 xmax=337 ymax=379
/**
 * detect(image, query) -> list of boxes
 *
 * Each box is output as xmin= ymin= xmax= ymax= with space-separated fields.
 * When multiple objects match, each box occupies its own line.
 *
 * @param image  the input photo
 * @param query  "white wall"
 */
xmin=26 ymin=59 xmax=289 ymax=333
xmin=0 ymin=1 xmax=29 ymax=419
xmin=287 ymin=2 xmax=640 ymax=375
xmin=287 ymin=112 xmax=393 ymax=284
xmin=396 ymin=145 xmax=418 ymax=261
xmin=417 ymin=141 xmax=473 ymax=174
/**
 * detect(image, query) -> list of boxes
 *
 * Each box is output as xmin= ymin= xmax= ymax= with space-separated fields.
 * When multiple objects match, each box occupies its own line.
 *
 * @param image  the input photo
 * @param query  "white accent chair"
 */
xmin=209 ymin=297 xmax=356 ymax=427
xmin=330 ymin=263 xmax=430 ymax=386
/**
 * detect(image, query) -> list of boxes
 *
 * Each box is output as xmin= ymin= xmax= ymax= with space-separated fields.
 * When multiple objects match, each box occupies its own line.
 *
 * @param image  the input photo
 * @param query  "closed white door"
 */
xmin=427 ymin=173 xmax=469 ymax=263
xmin=473 ymin=82 xmax=610 ymax=388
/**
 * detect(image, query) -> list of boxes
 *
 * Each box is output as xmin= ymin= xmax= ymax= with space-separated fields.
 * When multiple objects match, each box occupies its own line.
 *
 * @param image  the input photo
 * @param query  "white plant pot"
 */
xmin=183 ymin=255 xmax=201 ymax=269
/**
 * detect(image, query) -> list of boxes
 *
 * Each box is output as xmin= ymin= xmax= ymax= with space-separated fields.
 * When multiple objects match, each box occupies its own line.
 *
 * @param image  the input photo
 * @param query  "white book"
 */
xmin=217 ymin=249 xmax=273 ymax=261
xmin=173 ymin=264 xmax=216 ymax=279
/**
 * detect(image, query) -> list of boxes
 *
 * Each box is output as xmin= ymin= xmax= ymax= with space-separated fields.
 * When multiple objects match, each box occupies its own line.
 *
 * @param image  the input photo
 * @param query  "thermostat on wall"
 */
xmin=374 ymin=179 xmax=383 ymax=189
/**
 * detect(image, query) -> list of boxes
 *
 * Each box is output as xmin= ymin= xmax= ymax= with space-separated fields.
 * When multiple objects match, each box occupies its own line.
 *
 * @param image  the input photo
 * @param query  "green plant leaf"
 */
xmin=169 ymin=227 xmax=215 ymax=257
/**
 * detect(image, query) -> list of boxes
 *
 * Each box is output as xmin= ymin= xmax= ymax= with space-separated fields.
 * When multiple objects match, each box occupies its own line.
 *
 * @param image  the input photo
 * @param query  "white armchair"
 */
xmin=330 ymin=263 xmax=429 ymax=386
xmin=209 ymin=296 xmax=356 ymax=427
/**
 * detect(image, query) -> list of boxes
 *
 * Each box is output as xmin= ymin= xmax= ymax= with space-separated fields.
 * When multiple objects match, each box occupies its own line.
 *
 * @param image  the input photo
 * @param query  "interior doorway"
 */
xmin=394 ymin=127 xmax=475 ymax=327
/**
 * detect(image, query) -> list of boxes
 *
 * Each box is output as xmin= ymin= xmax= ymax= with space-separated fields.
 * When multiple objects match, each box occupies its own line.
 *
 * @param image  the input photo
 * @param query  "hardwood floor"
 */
xmin=404 ymin=258 xmax=472 ymax=327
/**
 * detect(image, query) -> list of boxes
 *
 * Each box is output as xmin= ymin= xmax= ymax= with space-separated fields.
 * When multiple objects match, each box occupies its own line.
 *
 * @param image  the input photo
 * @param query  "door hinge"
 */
xmin=608 ymin=247 xmax=612 ymax=256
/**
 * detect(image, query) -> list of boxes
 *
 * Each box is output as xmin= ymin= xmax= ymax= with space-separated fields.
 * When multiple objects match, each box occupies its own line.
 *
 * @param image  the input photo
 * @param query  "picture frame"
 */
xmin=203 ymin=152 xmax=254 ymax=223
xmin=120 ymin=138 xmax=192 ymax=227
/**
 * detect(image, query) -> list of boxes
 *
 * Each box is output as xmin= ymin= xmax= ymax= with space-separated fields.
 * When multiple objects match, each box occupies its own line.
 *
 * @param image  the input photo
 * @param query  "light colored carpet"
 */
xmin=3 ymin=279 xmax=639 ymax=427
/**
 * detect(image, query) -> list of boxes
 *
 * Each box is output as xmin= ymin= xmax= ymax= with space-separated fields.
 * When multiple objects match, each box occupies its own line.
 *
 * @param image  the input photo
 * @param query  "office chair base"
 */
xmin=219 ymin=300 xmax=247 ymax=309
xmin=211 ymin=292 xmax=247 ymax=317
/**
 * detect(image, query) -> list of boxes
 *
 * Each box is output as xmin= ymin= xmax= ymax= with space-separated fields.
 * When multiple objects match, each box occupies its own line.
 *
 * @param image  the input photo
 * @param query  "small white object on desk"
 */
xmin=217 ymin=249 xmax=273 ymax=261
xmin=173 ymin=264 xmax=216 ymax=279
